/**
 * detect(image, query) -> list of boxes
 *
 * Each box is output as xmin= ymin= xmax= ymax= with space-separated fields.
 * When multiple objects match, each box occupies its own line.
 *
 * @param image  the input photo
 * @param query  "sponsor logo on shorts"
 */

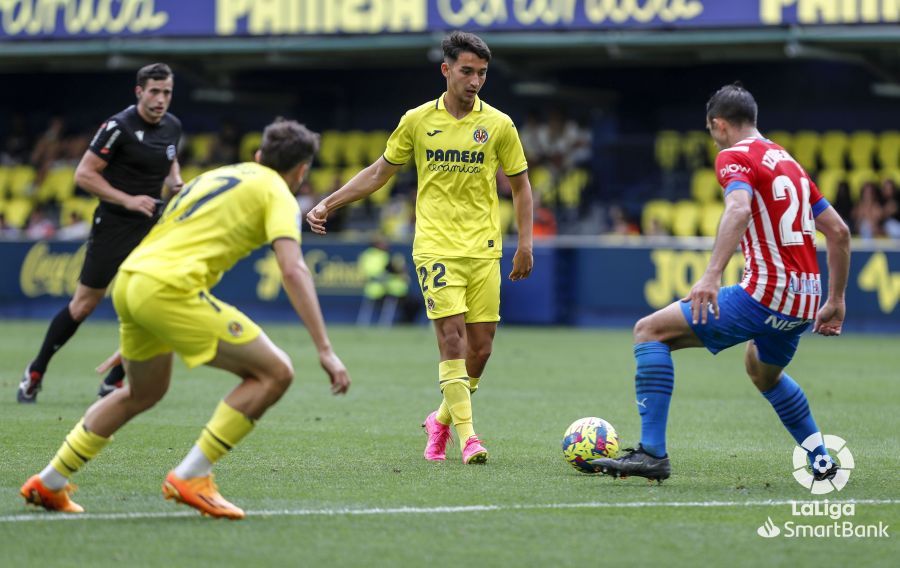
xmin=228 ymin=321 xmax=244 ymax=337
xmin=426 ymin=297 xmax=435 ymax=311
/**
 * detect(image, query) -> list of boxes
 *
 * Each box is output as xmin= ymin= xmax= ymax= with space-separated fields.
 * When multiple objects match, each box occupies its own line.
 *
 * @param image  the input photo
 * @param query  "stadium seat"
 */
xmin=317 ymin=130 xmax=343 ymax=167
xmin=558 ymin=168 xmax=588 ymax=208
xmin=7 ymin=165 xmax=36 ymax=198
xmin=188 ymin=133 xmax=216 ymax=164
xmin=877 ymin=131 xmax=900 ymax=170
xmin=365 ymin=131 xmax=390 ymax=164
xmin=820 ymin=131 xmax=848 ymax=170
xmin=654 ymin=131 xmax=680 ymax=171
xmin=238 ymin=132 xmax=262 ymax=163
xmin=766 ymin=130 xmax=793 ymax=153
xmin=792 ymin=131 xmax=820 ymax=171
xmin=641 ymin=199 xmax=672 ymax=235
xmin=309 ymin=167 xmax=338 ymax=195
xmin=35 ymin=165 xmax=75 ymax=203
xmin=699 ymin=202 xmax=724 ymax=237
xmin=341 ymin=130 xmax=368 ymax=167
xmin=880 ymin=169 xmax=900 ymax=185
xmin=179 ymin=164 xmax=204 ymax=184
xmin=690 ymin=168 xmax=720 ymax=203
xmin=529 ymin=166 xmax=554 ymax=202
xmin=60 ymin=197 xmax=98 ymax=226
xmin=368 ymin=175 xmax=395 ymax=205
xmin=0 ymin=165 xmax=9 ymax=199
xmin=848 ymin=168 xmax=878 ymax=201
xmin=670 ymin=200 xmax=699 ymax=237
xmin=814 ymin=169 xmax=845 ymax=202
xmin=848 ymin=131 xmax=877 ymax=171
xmin=681 ymin=131 xmax=710 ymax=169
xmin=4 ymin=198 xmax=33 ymax=228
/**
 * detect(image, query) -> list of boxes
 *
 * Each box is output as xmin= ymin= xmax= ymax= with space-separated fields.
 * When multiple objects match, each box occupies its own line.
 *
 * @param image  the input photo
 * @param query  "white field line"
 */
xmin=1 ymin=498 xmax=897 ymax=523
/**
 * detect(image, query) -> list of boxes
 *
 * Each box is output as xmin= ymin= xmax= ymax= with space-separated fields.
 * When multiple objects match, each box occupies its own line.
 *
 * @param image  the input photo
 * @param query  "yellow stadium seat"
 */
xmin=0 ymin=166 xmax=10 ymax=200
xmin=699 ymin=202 xmax=724 ymax=237
xmin=671 ymin=200 xmax=700 ymax=237
xmin=558 ymin=168 xmax=588 ymax=208
xmin=767 ymin=130 xmax=793 ymax=154
xmin=880 ymin=169 xmax=900 ymax=185
xmin=238 ymin=132 xmax=262 ymax=162
xmin=60 ymin=197 xmax=98 ymax=226
xmin=814 ymin=169 xmax=845 ymax=202
xmin=4 ymin=198 xmax=33 ymax=228
xmin=309 ymin=167 xmax=338 ymax=195
xmin=368 ymin=175 xmax=395 ymax=206
xmin=654 ymin=131 xmax=680 ymax=171
xmin=188 ymin=133 xmax=216 ymax=164
xmin=36 ymin=165 xmax=75 ymax=203
xmin=706 ymin=137 xmax=719 ymax=166
xmin=878 ymin=131 xmax=900 ymax=170
xmin=682 ymin=131 xmax=710 ymax=169
xmin=529 ymin=166 xmax=554 ymax=201
xmin=848 ymin=131 xmax=877 ymax=171
xmin=690 ymin=168 xmax=720 ymax=203
xmin=179 ymin=165 xmax=204 ymax=184
xmin=341 ymin=130 xmax=368 ymax=167
xmin=848 ymin=169 xmax=878 ymax=201
xmin=317 ymin=130 xmax=343 ymax=167
xmin=792 ymin=131 xmax=820 ymax=171
xmin=7 ymin=165 xmax=36 ymax=198
xmin=641 ymin=199 xmax=672 ymax=235
xmin=365 ymin=130 xmax=391 ymax=164
xmin=820 ymin=131 xmax=848 ymax=170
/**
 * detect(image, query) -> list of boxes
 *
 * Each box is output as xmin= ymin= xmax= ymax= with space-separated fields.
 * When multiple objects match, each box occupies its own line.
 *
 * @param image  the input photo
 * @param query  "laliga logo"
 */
xmin=792 ymin=434 xmax=854 ymax=495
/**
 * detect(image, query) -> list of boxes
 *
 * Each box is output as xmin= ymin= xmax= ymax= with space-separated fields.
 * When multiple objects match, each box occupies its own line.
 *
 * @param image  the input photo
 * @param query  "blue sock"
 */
xmin=634 ymin=341 xmax=674 ymax=458
xmin=762 ymin=373 xmax=830 ymax=464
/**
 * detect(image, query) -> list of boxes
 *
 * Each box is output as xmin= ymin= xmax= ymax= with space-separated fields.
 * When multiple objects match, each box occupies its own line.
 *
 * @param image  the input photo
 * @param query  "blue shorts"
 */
xmin=679 ymin=285 xmax=811 ymax=368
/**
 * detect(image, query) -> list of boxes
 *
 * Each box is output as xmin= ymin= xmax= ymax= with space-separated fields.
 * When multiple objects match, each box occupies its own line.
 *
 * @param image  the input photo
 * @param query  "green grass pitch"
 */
xmin=0 ymin=321 xmax=897 ymax=566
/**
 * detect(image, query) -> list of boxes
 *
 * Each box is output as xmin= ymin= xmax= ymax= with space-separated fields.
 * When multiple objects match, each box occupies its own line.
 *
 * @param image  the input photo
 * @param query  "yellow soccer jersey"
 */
xmin=384 ymin=94 xmax=527 ymax=259
xmin=120 ymin=162 xmax=301 ymax=290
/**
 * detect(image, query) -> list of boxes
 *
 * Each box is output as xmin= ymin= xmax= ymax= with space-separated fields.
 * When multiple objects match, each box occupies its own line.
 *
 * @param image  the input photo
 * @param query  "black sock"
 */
xmin=31 ymin=306 xmax=82 ymax=374
xmin=103 ymin=364 xmax=126 ymax=386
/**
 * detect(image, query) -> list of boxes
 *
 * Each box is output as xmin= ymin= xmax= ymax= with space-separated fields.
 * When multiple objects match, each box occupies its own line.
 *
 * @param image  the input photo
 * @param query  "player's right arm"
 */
xmin=306 ymin=157 xmax=401 ymax=234
xmin=272 ymin=237 xmax=351 ymax=394
xmin=75 ymin=152 xmax=158 ymax=217
xmin=812 ymin=206 xmax=851 ymax=336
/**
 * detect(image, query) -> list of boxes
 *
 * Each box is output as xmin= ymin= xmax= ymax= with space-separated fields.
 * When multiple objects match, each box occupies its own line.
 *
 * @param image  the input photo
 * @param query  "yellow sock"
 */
xmin=196 ymin=401 xmax=255 ymax=464
xmin=439 ymin=359 xmax=475 ymax=441
xmin=50 ymin=419 xmax=111 ymax=478
xmin=437 ymin=375 xmax=479 ymax=424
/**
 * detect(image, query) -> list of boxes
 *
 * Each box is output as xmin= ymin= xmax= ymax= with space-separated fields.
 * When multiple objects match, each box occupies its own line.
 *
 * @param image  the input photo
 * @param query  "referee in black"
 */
xmin=18 ymin=63 xmax=183 ymax=403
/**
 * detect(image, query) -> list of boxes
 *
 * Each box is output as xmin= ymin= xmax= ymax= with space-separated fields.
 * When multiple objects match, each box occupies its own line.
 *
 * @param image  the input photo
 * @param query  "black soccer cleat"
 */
xmin=812 ymin=461 xmax=840 ymax=482
xmin=588 ymin=446 xmax=672 ymax=483
xmin=17 ymin=364 xmax=43 ymax=404
xmin=97 ymin=379 xmax=124 ymax=399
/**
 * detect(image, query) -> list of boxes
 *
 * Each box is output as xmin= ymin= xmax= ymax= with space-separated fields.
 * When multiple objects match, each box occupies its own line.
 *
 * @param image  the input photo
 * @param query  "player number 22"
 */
xmin=418 ymin=263 xmax=447 ymax=292
xmin=772 ymin=175 xmax=815 ymax=246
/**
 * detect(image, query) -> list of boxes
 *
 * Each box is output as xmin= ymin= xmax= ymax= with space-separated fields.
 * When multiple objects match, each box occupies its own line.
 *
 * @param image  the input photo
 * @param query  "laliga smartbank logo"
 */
xmin=793 ymin=433 xmax=853 ymax=494
xmin=756 ymin=501 xmax=890 ymax=539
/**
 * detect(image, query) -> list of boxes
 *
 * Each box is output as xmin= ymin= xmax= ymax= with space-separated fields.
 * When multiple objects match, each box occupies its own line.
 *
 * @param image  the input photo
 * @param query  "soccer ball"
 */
xmin=562 ymin=417 xmax=620 ymax=473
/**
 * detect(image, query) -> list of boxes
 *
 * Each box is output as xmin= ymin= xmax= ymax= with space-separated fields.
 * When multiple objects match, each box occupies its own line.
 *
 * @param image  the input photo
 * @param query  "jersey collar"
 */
xmin=436 ymin=93 xmax=484 ymax=113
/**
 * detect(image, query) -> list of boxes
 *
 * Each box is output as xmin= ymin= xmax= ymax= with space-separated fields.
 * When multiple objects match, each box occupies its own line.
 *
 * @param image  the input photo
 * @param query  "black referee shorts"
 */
xmin=79 ymin=207 xmax=158 ymax=290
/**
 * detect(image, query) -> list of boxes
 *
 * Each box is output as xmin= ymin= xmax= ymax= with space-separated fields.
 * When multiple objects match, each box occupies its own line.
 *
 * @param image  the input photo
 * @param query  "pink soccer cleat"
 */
xmin=422 ymin=411 xmax=453 ymax=461
xmin=462 ymin=435 xmax=488 ymax=465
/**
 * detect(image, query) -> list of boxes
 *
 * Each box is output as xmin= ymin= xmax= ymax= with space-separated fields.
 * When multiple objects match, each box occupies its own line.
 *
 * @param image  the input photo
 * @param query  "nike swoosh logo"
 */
xmin=426 ymin=130 xmax=442 ymax=136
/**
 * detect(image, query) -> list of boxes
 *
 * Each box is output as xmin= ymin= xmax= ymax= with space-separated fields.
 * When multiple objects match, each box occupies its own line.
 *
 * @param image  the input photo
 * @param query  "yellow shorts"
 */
xmin=112 ymin=271 xmax=261 ymax=369
xmin=413 ymin=256 xmax=501 ymax=323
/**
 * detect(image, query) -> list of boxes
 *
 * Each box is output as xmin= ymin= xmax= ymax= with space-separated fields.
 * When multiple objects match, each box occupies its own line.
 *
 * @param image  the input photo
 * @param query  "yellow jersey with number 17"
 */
xmin=119 ymin=162 xmax=301 ymax=291
xmin=384 ymin=94 xmax=527 ymax=259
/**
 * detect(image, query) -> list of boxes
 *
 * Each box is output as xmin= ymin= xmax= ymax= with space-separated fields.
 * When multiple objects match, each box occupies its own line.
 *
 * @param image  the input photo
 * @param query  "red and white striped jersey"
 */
xmin=715 ymin=137 xmax=825 ymax=320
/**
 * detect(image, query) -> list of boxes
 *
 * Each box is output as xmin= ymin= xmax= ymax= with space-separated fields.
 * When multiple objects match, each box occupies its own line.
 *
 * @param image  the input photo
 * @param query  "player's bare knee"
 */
xmin=68 ymin=297 xmax=100 ymax=321
xmin=633 ymin=316 xmax=659 ymax=344
xmin=267 ymin=359 xmax=294 ymax=395
xmin=439 ymin=331 xmax=466 ymax=359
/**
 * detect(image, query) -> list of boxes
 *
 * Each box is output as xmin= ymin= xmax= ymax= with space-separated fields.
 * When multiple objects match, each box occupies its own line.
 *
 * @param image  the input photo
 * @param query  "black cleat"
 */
xmin=97 ymin=380 xmax=124 ymax=399
xmin=588 ymin=446 xmax=671 ymax=482
xmin=812 ymin=461 xmax=840 ymax=482
xmin=17 ymin=364 xmax=43 ymax=404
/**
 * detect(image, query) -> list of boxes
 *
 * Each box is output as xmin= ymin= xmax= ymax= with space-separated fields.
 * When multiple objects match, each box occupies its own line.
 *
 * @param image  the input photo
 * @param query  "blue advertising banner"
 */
xmin=0 ymin=238 xmax=896 ymax=331
xmin=1 ymin=1 xmax=896 ymax=41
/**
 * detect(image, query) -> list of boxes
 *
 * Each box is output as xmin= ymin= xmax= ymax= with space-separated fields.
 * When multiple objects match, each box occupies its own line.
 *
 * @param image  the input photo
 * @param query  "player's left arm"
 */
xmin=687 ymin=189 xmax=752 ymax=324
xmin=507 ymin=172 xmax=534 ymax=281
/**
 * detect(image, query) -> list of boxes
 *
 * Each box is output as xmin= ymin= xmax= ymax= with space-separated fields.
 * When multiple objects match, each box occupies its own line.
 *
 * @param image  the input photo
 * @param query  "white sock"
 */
xmin=172 ymin=445 xmax=213 ymax=479
xmin=39 ymin=464 xmax=68 ymax=491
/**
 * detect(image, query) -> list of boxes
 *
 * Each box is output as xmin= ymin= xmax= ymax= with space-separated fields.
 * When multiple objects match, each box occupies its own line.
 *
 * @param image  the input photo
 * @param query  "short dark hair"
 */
xmin=706 ymin=82 xmax=757 ymax=126
xmin=136 ymin=63 xmax=173 ymax=88
xmin=259 ymin=118 xmax=320 ymax=173
xmin=442 ymin=31 xmax=491 ymax=63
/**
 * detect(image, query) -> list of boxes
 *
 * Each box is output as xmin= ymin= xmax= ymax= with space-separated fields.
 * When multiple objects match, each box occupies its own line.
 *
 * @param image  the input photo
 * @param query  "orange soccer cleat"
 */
xmin=20 ymin=474 xmax=84 ymax=513
xmin=162 ymin=471 xmax=245 ymax=520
